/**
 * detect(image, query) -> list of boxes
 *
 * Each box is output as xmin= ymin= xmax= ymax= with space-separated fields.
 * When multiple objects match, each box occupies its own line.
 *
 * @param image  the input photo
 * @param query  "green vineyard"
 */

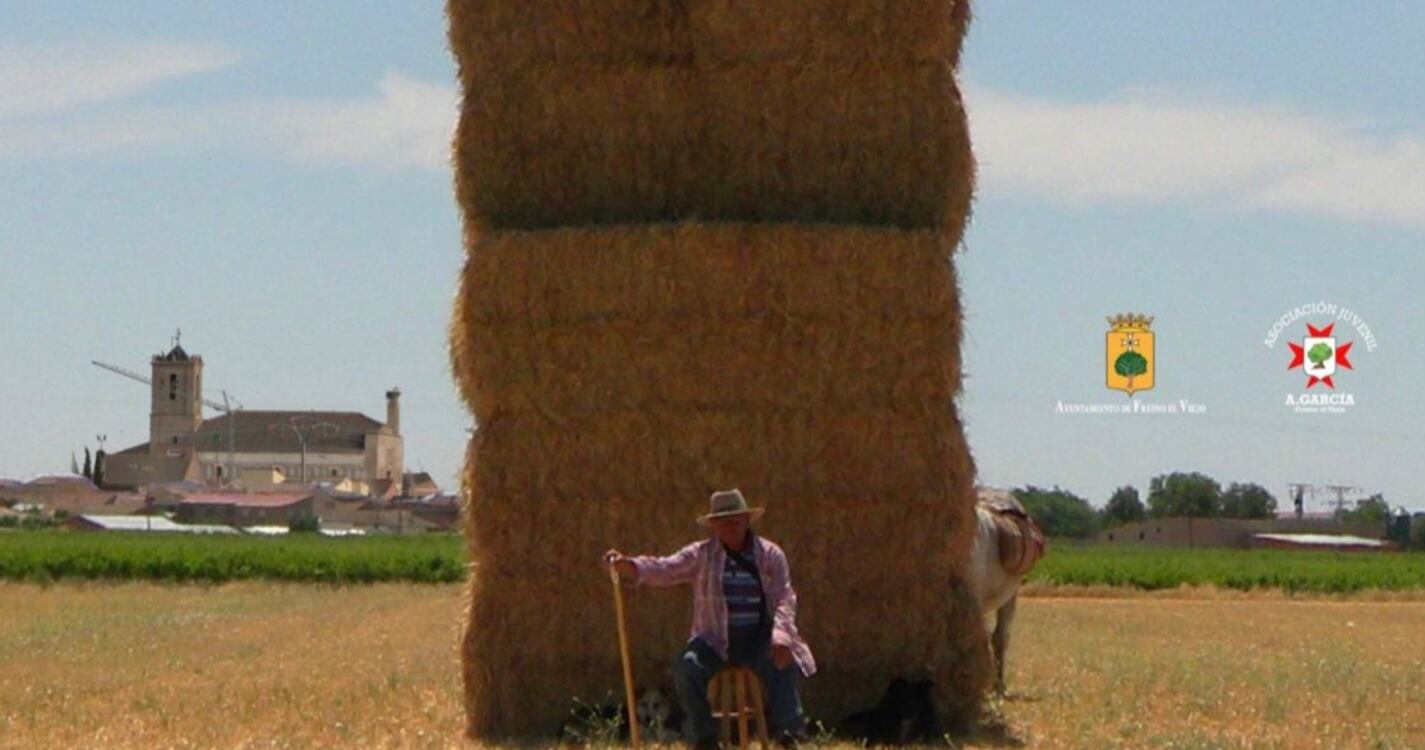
xmin=0 ymin=532 xmax=466 ymax=584
xmin=1029 ymin=544 xmax=1425 ymax=593
xmin=4 ymin=532 xmax=1424 ymax=592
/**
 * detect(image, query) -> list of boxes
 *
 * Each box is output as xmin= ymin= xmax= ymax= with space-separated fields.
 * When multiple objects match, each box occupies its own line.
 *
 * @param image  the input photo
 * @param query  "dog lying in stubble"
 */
xmin=557 ymin=687 xmax=684 ymax=745
xmin=837 ymin=678 xmax=943 ymax=746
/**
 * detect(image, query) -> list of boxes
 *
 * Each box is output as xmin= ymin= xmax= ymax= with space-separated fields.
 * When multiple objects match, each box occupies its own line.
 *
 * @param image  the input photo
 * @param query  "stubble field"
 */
xmin=3 ymin=582 xmax=1423 ymax=749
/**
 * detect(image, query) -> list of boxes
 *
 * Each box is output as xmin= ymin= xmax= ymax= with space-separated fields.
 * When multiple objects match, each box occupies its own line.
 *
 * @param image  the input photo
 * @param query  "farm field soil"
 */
xmin=1 ymin=583 xmax=1421 ymax=749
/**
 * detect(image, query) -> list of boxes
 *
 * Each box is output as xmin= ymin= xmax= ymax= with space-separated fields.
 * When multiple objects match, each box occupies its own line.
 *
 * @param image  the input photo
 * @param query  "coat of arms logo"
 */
xmin=1106 ymin=313 xmax=1154 ymax=397
xmin=1287 ymin=322 xmax=1354 ymax=389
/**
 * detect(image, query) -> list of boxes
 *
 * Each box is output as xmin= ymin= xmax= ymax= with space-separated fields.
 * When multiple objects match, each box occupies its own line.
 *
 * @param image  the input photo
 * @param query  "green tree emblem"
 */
xmin=1308 ymin=342 xmax=1333 ymax=370
xmin=1114 ymin=350 xmax=1148 ymax=394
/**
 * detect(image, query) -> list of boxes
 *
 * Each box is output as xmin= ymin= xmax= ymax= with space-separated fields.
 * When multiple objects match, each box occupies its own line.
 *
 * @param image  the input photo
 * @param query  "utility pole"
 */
xmin=1286 ymin=482 xmax=1312 ymax=518
xmin=1324 ymin=484 xmax=1362 ymax=516
xmin=268 ymin=416 xmax=340 ymax=485
xmin=222 ymin=392 xmax=238 ymax=486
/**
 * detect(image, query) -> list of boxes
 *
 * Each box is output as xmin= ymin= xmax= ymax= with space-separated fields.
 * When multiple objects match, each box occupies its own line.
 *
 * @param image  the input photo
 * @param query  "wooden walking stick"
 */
xmin=609 ymin=560 xmax=642 ymax=748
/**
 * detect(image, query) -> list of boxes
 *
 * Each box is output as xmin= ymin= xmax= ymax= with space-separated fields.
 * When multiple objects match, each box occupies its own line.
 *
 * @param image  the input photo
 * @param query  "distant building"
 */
xmin=402 ymin=471 xmax=440 ymax=497
xmin=0 ymin=475 xmax=152 ymax=517
xmin=66 ymin=515 xmax=237 ymax=534
xmin=103 ymin=342 xmax=403 ymax=491
xmin=396 ymin=493 xmax=461 ymax=532
xmin=174 ymin=493 xmax=315 ymax=528
xmin=5 ymin=474 xmax=96 ymax=500
xmin=1100 ymin=516 xmax=1388 ymax=550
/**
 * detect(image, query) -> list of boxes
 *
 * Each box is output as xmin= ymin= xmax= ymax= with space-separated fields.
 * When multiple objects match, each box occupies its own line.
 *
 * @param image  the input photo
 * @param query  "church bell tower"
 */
xmin=149 ymin=330 xmax=204 ymax=455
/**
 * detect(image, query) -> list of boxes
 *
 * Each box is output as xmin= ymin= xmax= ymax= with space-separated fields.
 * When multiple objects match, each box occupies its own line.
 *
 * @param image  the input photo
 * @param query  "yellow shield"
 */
xmin=1106 ymin=322 xmax=1154 ymax=396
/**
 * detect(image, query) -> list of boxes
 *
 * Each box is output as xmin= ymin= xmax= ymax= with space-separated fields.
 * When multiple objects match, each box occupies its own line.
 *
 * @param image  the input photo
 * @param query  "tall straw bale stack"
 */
xmin=448 ymin=0 xmax=988 ymax=739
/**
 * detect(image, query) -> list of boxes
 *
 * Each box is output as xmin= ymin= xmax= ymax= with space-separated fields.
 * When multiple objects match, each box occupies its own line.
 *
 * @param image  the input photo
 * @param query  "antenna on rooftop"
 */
xmin=1324 ymin=484 xmax=1364 ymax=516
xmin=1285 ymin=481 xmax=1368 ymax=517
xmin=267 ymin=416 xmax=340 ymax=485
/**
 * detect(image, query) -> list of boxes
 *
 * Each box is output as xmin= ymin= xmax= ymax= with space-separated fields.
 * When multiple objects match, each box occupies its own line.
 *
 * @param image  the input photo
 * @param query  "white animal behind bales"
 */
xmin=967 ymin=487 xmax=1046 ymax=695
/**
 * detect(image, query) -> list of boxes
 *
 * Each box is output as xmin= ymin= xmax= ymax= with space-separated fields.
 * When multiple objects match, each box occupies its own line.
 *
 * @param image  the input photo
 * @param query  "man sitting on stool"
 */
xmin=606 ymin=489 xmax=815 ymax=749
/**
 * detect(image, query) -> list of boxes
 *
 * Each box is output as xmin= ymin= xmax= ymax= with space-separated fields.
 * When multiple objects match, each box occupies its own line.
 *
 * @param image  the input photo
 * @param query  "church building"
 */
xmin=105 ymin=341 xmax=404 ymax=493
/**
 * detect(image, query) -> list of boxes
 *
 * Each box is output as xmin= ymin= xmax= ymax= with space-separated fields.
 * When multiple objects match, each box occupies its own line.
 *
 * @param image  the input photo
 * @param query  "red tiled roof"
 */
xmin=37 ymin=492 xmax=150 ymax=516
xmin=179 ymin=493 xmax=309 ymax=508
xmin=268 ymin=482 xmax=326 ymax=495
xmin=25 ymin=475 xmax=98 ymax=487
xmin=118 ymin=410 xmax=385 ymax=456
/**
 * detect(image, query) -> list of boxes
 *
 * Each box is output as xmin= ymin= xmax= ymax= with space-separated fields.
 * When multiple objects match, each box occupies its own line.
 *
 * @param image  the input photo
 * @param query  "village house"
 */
xmin=174 ymin=493 xmax=316 ymax=528
xmin=1100 ymin=516 xmax=1389 ymax=550
xmin=66 ymin=515 xmax=237 ymax=534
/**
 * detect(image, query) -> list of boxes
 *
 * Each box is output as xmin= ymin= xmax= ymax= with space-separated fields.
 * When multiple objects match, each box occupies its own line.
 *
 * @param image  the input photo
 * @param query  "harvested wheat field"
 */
xmin=5 ymin=584 xmax=1419 ymax=747
xmin=2 ymin=583 xmax=1422 ymax=749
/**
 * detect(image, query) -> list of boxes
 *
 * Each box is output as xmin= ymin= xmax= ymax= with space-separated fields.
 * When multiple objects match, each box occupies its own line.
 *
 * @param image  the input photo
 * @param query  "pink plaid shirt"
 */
xmin=631 ymin=533 xmax=816 ymax=677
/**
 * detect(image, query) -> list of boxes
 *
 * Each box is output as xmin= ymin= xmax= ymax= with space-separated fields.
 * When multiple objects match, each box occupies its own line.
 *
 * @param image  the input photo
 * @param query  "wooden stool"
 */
xmin=708 ymin=666 xmax=771 ymax=750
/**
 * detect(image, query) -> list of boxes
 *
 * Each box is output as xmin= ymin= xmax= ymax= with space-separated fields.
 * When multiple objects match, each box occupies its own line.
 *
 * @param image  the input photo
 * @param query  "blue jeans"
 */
xmin=673 ymin=637 xmax=806 ymax=744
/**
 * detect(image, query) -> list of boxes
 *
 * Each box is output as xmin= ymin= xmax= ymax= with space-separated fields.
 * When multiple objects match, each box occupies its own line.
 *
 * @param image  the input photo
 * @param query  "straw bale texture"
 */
xmin=460 ymin=432 xmax=988 ymax=737
xmin=448 ymin=1 xmax=973 ymax=231
xmin=453 ymin=226 xmax=989 ymax=736
xmin=452 ymin=226 xmax=963 ymax=421
xmin=447 ymin=1 xmax=971 ymax=67
xmin=448 ymin=0 xmax=987 ymax=739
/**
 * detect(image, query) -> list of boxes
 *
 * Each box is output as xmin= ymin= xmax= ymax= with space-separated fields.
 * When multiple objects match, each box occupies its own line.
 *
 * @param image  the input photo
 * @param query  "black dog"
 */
xmin=838 ymin=678 xmax=943 ymax=746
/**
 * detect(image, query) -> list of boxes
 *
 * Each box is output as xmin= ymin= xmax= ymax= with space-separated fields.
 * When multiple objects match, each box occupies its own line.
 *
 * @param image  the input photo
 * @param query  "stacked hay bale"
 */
xmin=448 ymin=0 xmax=989 ymax=738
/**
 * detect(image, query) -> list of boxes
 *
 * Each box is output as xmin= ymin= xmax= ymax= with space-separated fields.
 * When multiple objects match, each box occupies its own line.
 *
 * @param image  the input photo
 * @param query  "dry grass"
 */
xmin=0 ymin=582 xmax=467 ymax=749
xmin=5 ymin=582 xmax=1421 ymax=749
xmin=997 ymin=597 xmax=1425 ymax=749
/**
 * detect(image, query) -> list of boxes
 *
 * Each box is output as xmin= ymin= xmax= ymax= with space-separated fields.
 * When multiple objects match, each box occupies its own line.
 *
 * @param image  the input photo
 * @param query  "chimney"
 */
xmin=385 ymin=388 xmax=401 ymax=436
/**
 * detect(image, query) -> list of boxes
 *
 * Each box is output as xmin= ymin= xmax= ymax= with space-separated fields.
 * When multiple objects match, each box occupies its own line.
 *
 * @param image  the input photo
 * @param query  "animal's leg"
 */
xmin=991 ymin=593 xmax=1018 ymax=696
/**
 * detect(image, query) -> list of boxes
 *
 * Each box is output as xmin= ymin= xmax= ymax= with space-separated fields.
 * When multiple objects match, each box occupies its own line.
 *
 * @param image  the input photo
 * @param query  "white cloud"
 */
xmin=968 ymin=86 xmax=1425 ymax=229
xmin=0 ymin=41 xmax=236 ymax=118
xmin=0 ymin=116 xmax=172 ymax=159
xmin=265 ymin=71 xmax=456 ymax=170
xmin=0 ymin=51 xmax=455 ymax=171
xmin=8 ymin=50 xmax=1423 ymax=224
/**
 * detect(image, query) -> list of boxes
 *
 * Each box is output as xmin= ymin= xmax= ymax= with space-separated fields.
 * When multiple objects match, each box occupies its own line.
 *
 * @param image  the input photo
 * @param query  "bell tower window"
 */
xmin=169 ymin=373 xmax=179 ymax=401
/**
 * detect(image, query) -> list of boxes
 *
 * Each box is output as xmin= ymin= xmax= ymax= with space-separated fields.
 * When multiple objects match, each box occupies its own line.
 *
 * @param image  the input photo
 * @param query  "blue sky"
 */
xmin=2 ymin=2 xmax=1421 ymax=512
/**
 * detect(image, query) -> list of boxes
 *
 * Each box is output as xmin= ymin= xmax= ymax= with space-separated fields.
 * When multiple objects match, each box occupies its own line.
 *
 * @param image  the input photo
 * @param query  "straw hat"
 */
xmin=697 ymin=488 xmax=765 ymax=525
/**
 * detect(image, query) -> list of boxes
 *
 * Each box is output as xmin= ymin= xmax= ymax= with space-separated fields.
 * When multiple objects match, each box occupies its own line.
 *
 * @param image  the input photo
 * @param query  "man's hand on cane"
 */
xmin=603 ymin=549 xmax=637 ymax=582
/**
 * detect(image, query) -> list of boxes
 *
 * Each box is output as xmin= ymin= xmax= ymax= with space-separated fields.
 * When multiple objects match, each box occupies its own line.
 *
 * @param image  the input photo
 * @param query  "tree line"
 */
xmin=1008 ymin=472 xmax=1420 ymax=547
